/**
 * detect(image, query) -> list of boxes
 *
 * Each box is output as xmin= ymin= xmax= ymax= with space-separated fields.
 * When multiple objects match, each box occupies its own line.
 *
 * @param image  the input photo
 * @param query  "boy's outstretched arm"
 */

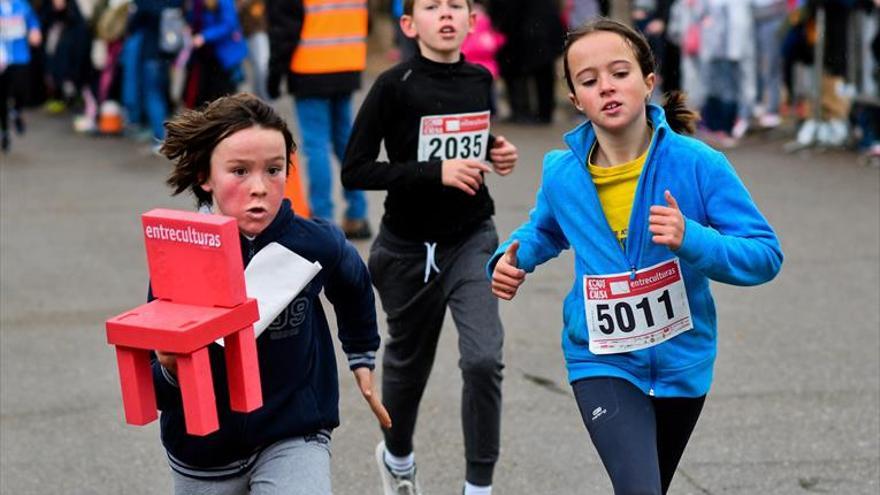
xmin=323 ymin=235 xmax=390 ymax=428
xmin=353 ymin=367 xmax=392 ymax=429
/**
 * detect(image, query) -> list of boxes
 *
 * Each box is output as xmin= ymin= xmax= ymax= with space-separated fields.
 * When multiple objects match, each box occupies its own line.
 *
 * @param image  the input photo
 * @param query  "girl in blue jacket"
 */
xmin=489 ymin=18 xmax=783 ymax=495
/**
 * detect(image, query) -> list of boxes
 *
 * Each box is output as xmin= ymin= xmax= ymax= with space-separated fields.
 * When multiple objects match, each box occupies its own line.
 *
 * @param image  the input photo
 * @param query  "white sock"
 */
xmin=464 ymin=482 xmax=492 ymax=495
xmin=384 ymin=450 xmax=415 ymax=475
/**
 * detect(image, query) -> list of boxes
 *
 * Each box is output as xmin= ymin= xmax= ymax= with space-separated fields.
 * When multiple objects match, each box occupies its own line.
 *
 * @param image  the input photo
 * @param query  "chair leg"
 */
xmin=224 ymin=325 xmax=263 ymax=412
xmin=114 ymin=346 xmax=158 ymax=425
xmin=176 ymin=347 xmax=219 ymax=436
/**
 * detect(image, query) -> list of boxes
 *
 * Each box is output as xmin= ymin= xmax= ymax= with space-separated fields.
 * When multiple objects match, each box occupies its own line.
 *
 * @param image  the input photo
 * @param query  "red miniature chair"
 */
xmin=106 ymin=209 xmax=263 ymax=436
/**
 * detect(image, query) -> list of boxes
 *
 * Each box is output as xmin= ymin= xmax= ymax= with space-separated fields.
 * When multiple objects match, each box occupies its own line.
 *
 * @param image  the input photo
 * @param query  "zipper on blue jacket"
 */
xmin=622 ymin=125 xmax=659 ymax=279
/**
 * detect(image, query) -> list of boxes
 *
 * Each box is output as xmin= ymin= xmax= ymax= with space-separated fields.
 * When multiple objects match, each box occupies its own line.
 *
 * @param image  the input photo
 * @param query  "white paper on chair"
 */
xmin=216 ymin=242 xmax=321 ymax=346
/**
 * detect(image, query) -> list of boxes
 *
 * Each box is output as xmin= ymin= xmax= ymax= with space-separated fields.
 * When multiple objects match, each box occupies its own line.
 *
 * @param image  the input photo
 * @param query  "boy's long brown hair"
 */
xmin=162 ymin=93 xmax=296 ymax=206
xmin=563 ymin=18 xmax=700 ymax=135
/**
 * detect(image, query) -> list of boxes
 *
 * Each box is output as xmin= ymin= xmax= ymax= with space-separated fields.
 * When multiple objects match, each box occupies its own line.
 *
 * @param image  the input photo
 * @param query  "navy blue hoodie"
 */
xmin=151 ymin=199 xmax=379 ymax=475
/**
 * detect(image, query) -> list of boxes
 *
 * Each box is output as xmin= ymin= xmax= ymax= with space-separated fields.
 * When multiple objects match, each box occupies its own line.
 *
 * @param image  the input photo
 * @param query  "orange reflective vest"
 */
xmin=290 ymin=0 xmax=368 ymax=74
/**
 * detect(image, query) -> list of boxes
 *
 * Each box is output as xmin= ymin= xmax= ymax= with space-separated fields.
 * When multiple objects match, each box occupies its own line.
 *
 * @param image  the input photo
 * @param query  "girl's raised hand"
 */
xmin=649 ymin=190 xmax=685 ymax=251
xmin=353 ymin=367 xmax=392 ymax=429
xmin=491 ymin=241 xmax=526 ymax=300
xmin=489 ymin=136 xmax=518 ymax=176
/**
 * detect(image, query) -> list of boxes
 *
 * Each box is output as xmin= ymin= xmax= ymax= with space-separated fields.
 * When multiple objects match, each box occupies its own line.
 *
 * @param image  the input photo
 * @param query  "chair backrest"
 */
xmin=142 ymin=209 xmax=246 ymax=308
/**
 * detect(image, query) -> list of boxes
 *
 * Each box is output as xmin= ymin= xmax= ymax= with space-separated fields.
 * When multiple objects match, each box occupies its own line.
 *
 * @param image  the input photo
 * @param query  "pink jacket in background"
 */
xmin=461 ymin=7 xmax=505 ymax=79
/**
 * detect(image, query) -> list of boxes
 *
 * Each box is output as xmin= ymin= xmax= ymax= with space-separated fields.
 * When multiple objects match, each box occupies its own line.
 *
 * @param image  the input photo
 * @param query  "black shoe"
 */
xmin=1 ymin=132 xmax=9 ymax=153
xmin=342 ymin=218 xmax=372 ymax=240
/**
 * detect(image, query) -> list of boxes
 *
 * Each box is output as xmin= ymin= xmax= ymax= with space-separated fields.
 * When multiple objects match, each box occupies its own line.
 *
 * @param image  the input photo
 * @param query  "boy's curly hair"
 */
xmin=161 ymin=93 xmax=296 ymax=206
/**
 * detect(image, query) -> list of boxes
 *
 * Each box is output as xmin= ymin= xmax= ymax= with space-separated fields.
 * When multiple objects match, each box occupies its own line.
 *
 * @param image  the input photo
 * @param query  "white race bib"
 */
xmin=584 ymin=259 xmax=693 ymax=355
xmin=0 ymin=16 xmax=27 ymax=40
xmin=417 ymin=111 xmax=490 ymax=162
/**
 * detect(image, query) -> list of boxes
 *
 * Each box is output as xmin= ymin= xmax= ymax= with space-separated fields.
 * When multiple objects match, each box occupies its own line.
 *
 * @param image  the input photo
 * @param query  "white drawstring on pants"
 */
xmin=423 ymin=242 xmax=440 ymax=283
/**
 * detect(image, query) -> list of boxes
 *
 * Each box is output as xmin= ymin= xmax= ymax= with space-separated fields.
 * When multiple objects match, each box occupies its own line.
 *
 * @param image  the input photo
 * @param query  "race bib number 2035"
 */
xmin=417 ymin=111 xmax=491 ymax=162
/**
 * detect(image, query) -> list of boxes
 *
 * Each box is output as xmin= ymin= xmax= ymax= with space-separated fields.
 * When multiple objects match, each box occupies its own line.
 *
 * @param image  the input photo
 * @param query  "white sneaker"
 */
xmin=759 ymin=113 xmax=782 ymax=128
xmin=731 ymin=118 xmax=749 ymax=140
xmin=376 ymin=442 xmax=422 ymax=495
xmin=796 ymin=119 xmax=819 ymax=146
xmin=826 ymin=119 xmax=848 ymax=146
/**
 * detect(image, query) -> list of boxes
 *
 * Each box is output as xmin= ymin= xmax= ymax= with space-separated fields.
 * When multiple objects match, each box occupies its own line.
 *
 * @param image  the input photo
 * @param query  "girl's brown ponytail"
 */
xmin=662 ymin=90 xmax=700 ymax=136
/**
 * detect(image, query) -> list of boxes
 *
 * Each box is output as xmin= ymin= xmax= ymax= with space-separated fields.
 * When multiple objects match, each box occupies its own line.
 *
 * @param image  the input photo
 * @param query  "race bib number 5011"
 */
xmin=584 ymin=259 xmax=693 ymax=355
xmin=417 ymin=111 xmax=491 ymax=162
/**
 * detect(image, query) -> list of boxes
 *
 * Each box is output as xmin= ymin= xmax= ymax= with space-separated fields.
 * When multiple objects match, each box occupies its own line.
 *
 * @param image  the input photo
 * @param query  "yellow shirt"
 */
xmin=588 ymin=145 xmax=647 ymax=250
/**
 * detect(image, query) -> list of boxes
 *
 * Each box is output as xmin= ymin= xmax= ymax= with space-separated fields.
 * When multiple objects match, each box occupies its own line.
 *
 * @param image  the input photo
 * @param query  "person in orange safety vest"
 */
xmin=267 ymin=0 xmax=372 ymax=239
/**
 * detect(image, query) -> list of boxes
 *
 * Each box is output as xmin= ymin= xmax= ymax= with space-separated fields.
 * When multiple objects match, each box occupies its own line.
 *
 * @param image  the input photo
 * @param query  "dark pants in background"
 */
xmin=1 ymin=65 xmax=29 ymax=149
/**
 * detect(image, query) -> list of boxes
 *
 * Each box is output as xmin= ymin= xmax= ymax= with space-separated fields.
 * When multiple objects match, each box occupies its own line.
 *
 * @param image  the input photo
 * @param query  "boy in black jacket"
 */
xmin=342 ymin=1 xmax=518 ymax=494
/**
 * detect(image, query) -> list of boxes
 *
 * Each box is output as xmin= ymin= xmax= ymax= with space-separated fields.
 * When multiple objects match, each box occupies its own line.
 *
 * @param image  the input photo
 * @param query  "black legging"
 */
xmin=572 ymin=377 xmax=706 ymax=495
xmin=0 ymin=65 xmax=28 ymax=135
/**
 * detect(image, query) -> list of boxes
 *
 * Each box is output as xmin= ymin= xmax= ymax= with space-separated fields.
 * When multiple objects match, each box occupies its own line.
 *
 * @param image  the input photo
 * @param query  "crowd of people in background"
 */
xmin=2 ymin=0 xmax=879 ymax=159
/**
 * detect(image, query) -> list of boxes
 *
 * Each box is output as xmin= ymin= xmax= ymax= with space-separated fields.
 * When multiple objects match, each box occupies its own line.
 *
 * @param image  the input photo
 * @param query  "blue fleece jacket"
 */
xmin=188 ymin=0 xmax=247 ymax=70
xmin=488 ymin=105 xmax=783 ymax=397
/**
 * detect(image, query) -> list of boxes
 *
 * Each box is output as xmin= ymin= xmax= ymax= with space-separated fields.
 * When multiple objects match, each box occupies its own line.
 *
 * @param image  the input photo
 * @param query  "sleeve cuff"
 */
xmin=676 ymin=217 xmax=714 ymax=268
xmin=346 ymin=351 xmax=376 ymax=370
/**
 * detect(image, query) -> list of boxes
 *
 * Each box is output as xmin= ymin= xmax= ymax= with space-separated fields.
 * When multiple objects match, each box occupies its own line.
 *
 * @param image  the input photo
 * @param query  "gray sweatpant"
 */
xmin=169 ymin=435 xmax=332 ymax=495
xmin=368 ymin=220 xmax=504 ymax=486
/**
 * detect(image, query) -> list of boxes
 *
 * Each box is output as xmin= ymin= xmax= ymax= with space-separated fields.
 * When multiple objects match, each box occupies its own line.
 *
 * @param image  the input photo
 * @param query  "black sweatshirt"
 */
xmin=342 ymin=54 xmax=496 ymax=243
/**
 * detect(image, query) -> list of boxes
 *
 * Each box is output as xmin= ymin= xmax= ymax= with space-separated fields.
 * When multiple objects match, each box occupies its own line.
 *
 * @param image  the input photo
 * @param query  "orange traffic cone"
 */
xmin=98 ymin=100 xmax=124 ymax=135
xmin=285 ymin=153 xmax=310 ymax=218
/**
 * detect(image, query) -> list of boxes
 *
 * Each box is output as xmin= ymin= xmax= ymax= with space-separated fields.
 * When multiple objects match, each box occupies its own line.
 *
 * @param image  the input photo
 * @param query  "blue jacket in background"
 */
xmin=488 ymin=105 xmax=783 ymax=398
xmin=0 ymin=0 xmax=40 ymax=66
xmin=189 ymin=0 xmax=247 ymax=70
